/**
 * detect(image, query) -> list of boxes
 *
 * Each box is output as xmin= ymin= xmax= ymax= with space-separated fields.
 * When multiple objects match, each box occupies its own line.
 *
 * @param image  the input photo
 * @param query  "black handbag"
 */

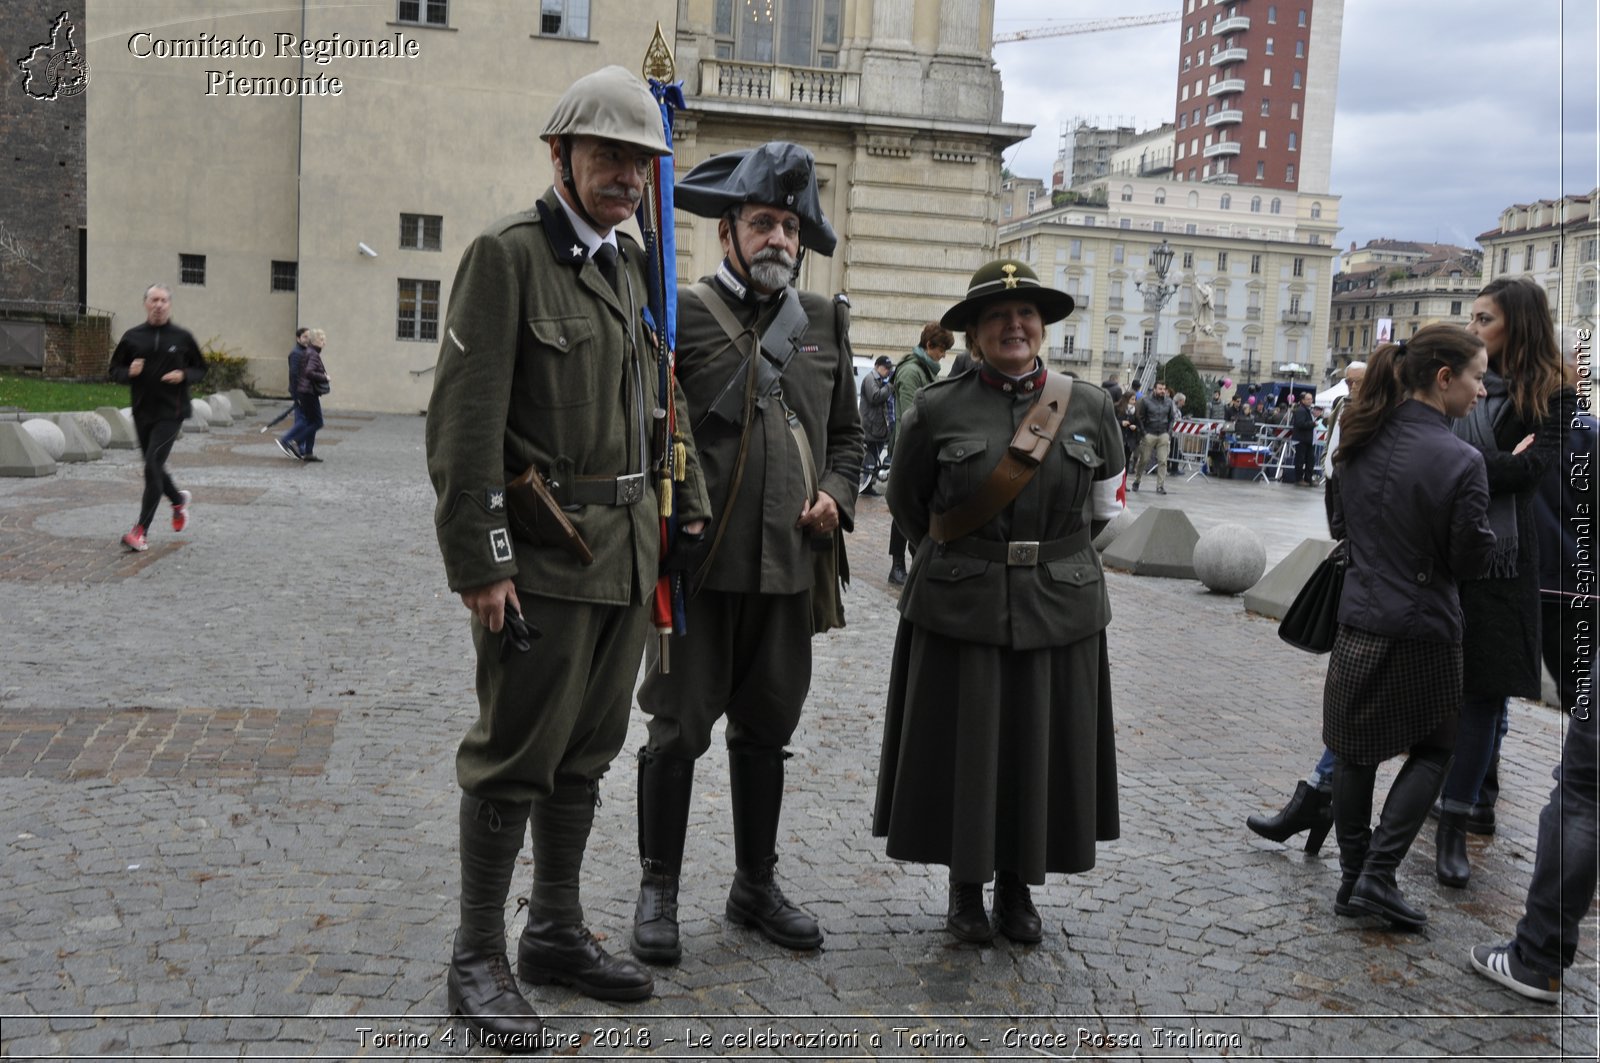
xmin=1278 ymin=548 xmax=1346 ymax=654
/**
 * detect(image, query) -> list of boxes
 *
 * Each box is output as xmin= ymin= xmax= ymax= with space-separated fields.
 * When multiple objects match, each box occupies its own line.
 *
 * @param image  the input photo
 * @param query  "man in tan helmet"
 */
xmin=425 ymin=65 xmax=709 ymax=1047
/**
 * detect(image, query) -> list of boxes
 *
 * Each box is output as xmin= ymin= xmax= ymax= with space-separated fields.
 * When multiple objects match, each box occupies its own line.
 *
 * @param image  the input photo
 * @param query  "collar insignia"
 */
xmin=487 ymin=489 xmax=505 ymax=511
xmin=1001 ymin=263 xmax=1019 ymax=290
xmin=570 ymin=244 xmax=584 ymax=259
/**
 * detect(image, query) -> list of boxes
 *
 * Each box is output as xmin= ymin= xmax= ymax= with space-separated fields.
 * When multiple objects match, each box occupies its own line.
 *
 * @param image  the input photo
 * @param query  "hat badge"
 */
xmin=1001 ymin=263 xmax=1019 ymax=289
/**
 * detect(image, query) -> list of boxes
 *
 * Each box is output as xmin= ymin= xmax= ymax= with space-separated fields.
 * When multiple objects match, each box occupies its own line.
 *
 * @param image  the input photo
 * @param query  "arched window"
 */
xmin=1155 ymin=187 xmax=1167 ymax=205
xmin=1311 ymin=201 xmax=1323 ymax=219
xmin=1121 ymin=184 xmax=1134 ymax=202
xmin=1250 ymin=196 xmax=1262 ymax=212
xmin=1188 ymin=190 xmax=1200 ymax=208
xmin=1219 ymin=193 xmax=1232 ymax=210
xmin=1271 ymin=197 xmax=1282 ymax=214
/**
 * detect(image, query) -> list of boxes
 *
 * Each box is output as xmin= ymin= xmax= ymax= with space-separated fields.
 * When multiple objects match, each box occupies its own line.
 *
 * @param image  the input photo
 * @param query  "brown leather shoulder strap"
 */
xmin=928 ymin=372 xmax=1074 ymax=544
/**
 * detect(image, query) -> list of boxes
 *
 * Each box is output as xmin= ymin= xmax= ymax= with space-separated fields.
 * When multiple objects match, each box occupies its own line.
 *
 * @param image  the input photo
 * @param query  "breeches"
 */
xmin=457 ymin=593 xmax=648 ymax=804
xmin=637 ymin=588 xmax=812 ymax=759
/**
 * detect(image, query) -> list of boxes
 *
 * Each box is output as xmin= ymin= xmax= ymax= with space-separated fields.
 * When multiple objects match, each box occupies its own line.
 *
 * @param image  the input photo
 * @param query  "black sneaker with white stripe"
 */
xmin=1470 ymin=943 xmax=1560 ymax=1003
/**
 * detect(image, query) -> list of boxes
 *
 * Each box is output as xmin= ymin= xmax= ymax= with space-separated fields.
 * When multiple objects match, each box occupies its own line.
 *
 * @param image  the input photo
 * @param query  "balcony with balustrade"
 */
xmin=1205 ymin=108 xmax=1244 ymax=128
xmin=1209 ymin=47 xmax=1248 ymax=67
xmin=1203 ymin=140 xmax=1241 ymax=159
xmin=1214 ymin=15 xmax=1251 ymax=34
xmin=1208 ymin=78 xmax=1246 ymax=98
xmin=1281 ymin=310 xmax=1313 ymax=326
xmin=698 ymin=60 xmax=860 ymax=108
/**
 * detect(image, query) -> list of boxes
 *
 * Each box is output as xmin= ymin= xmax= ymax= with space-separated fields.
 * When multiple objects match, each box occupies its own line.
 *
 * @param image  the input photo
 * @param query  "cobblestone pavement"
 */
xmin=1 ymin=412 xmax=1594 ymax=1060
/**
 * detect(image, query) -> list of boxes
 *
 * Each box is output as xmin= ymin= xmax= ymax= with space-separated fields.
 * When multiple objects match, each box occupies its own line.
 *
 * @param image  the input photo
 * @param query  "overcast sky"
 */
xmin=993 ymin=0 xmax=1599 ymax=251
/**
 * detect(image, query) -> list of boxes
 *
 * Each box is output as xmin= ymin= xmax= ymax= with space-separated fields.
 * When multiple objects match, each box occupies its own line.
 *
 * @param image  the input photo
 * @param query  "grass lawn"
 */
xmin=0 ymin=374 xmax=129 ymax=412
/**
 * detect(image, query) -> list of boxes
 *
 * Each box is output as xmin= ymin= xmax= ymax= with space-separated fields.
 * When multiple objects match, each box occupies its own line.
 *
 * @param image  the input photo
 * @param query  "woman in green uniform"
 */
xmin=873 ymin=260 xmax=1126 ymax=945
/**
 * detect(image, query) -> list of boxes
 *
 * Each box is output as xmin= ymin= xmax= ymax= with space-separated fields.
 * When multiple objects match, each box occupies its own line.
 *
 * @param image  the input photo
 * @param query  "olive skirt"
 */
xmin=1322 ymin=623 xmax=1461 ymax=766
xmin=872 ymin=619 xmax=1120 ymax=884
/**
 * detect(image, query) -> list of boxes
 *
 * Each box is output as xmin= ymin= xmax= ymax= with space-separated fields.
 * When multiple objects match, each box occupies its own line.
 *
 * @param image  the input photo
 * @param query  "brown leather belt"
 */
xmin=941 ymin=526 xmax=1091 ymax=566
xmin=557 ymin=472 xmax=648 ymax=507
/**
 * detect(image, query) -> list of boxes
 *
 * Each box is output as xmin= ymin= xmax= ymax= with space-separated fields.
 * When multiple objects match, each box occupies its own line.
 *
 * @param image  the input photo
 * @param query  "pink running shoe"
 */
xmin=121 ymin=525 xmax=148 ymax=552
xmin=172 ymin=490 xmax=192 ymax=533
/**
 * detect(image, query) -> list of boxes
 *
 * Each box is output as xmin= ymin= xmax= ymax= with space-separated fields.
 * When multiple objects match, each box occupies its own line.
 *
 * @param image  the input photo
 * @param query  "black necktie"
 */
xmin=593 ymin=243 xmax=620 ymax=294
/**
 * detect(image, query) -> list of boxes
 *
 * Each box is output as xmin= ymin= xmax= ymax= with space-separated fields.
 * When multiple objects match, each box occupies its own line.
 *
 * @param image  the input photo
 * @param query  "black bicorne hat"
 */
xmin=675 ymin=141 xmax=837 ymax=255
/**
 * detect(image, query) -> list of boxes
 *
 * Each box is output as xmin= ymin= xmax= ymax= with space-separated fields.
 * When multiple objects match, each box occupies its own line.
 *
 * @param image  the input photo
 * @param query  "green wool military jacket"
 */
xmin=887 ymin=371 xmax=1125 ymax=651
xmin=426 ymin=188 xmax=710 ymax=604
xmin=676 ymin=271 xmax=863 ymax=596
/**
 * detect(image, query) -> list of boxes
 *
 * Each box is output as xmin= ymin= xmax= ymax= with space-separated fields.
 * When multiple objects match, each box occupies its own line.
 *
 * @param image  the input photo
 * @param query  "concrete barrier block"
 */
xmin=1092 ymin=506 xmax=1136 ymax=552
xmin=1100 ymin=507 xmax=1200 ymax=579
xmin=1243 ymin=538 xmax=1337 ymax=620
xmin=51 ymin=413 xmax=102 ymax=462
xmin=224 ymin=389 xmax=256 ymax=416
xmin=96 ymin=407 xmax=138 ymax=448
xmin=21 ymin=418 xmax=66 ymax=461
xmin=1193 ymin=522 xmax=1267 ymax=594
xmin=0 ymin=421 xmax=56 ymax=476
xmin=207 ymin=393 xmax=233 ymax=418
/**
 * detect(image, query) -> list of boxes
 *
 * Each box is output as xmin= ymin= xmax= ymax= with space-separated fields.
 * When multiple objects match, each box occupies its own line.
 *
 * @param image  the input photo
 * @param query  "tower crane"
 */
xmin=994 ymin=12 xmax=1182 ymax=43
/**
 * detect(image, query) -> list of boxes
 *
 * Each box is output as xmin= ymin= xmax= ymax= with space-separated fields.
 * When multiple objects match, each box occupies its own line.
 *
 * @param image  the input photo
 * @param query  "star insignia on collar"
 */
xmin=1001 ymin=263 xmax=1019 ymax=289
xmin=570 ymin=244 xmax=584 ymax=259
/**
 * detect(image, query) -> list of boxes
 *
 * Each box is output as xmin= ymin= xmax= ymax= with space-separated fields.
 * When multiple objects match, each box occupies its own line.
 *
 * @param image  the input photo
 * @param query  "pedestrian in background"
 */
xmin=886 ymin=322 xmax=952 ymax=584
xmin=1115 ymin=391 xmax=1142 ymax=474
xmin=875 ymin=259 xmax=1125 ymax=945
xmin=1130 ymin=380 xmax=1178 ymax=494
xmin=1324 ymin=324 xmax=1495 ymax=930
xmin=108 ymin=283 xmax=204 ymax=552
xmin=1435 ymin=277 xmax=1564 ymax=890
xmin=1289 ymin=391 xmax=1318 ymax=486
xmin=261 ymin=327 xmax=309 ymax=435
xmin=859 ymin=354 xmax=894 ymax=496
xmin=279 ymin=328 xmax=330 ymax=463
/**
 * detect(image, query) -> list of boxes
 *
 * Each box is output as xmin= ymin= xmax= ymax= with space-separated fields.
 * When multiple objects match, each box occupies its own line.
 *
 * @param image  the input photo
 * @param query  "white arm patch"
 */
xmin=1093 ymin=475 xmax=1125 ymax=521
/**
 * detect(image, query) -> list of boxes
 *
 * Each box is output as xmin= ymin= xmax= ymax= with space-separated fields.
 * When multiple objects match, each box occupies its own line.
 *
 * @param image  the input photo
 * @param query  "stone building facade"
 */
xmin=1478 ymin=190 xmax=1600 ymax=334
xmin=79 ymin=0 xmax=1027 ymax=410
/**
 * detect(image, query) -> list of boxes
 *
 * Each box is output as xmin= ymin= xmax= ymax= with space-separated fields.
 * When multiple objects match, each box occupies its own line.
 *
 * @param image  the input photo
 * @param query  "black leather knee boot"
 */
xmin=1330 ymin=762 xmax=1375 ymax=917
xmin=1352 ymin=755 xmax=1449 ymax=930
xmin=725 ymin=745 xmax=823 ymax=950
xmin=1246 ymin=780 xmax=1334 ymax=853
xmin=631 ymin=749 xmax=695 ymax=965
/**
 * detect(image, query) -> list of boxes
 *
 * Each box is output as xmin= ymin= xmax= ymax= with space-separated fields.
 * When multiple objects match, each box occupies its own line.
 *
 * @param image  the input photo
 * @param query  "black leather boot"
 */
xmin=887 ymin=560 xmax=907 ymax=586
xmin=631 ymin=749 xmax=695 ymax=966
xmin=946 ymin=879 xmax=992 ymax=944
xmin=1330 ymin=762 xmax=1375 ymax=917
xmin=517 ymin=779 xmax=653 ymax=1001
xmin=1246 ymin=780 xmax=1333 ymax=853
xmin=447 ymin=794 xmax=545 ymax=1050
xmin=992 ymin=871 xmax=1043 ymax=943
xmin=1435 ymin=811 xmax=1472 ymax=888
xmin=725 ymin=746 xmax=823 ymax=950
xmin=1350 ymin=754 xmax=1449 ymax=930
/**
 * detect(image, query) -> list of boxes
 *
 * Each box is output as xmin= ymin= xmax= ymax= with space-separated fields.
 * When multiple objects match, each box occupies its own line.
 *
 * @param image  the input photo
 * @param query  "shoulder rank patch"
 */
xmin=489 ymin=528 xmax=514 ymax=564
xmin=486 ymin=488 xmax=506 ymax=511
xmin=799 ymin=343 xmax=820 ymax=354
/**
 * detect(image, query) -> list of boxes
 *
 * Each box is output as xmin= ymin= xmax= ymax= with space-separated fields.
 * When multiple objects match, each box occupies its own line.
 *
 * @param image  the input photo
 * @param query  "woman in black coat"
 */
xmin=1435 ymin=278 xmax=1566 ymax=889
xmin=1326 ymin=324 xmax=1496 ymax=930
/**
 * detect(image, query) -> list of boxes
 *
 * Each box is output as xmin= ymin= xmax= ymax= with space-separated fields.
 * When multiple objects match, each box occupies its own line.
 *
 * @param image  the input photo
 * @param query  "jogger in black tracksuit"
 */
xmin=108 ymin=284 xmax=206 ymax=551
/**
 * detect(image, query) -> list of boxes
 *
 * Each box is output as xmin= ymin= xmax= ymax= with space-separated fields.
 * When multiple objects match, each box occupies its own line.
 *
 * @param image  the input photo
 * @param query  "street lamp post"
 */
xmin=1134 ymin=240 xmax=1179 ymax=392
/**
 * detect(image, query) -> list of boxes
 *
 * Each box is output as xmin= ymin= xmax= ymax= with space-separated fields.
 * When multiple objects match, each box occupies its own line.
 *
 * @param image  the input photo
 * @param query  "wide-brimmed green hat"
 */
xmin=939 ymin=259 xmax=1075 ymax=331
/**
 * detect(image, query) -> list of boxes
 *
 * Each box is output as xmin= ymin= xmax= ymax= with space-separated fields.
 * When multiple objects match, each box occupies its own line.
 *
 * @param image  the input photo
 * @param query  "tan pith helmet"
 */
xmin=539 ymin=65 xmax=670 ymax=157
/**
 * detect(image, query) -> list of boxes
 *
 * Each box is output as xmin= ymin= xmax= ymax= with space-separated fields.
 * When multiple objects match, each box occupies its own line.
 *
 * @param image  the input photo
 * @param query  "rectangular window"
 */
xmin=1292 ymin=70 xmax=1302 ymax=89
xmin=1142 ymin=331 xmax=1155 ymax=357
xmin=270 ymin=260 xmax=297 ymax=292
xmin=1293 ymin=257 xmax=1304 ymax=277
xmin=1070 ymin=238 xmax=1082 ymax=260
xmin=540 ymin=0 xmax=590 ymax=38
xmin=1258 ymin=130 xmax=1267 ymax=148
xmin=1501 ymin=248 xmax=1510 ymax=272
xmin=715 ymin=0 xmax=734 ymax=35
xmin=1260 ymin=98 xmax=1270 ymax=116
xmin=1451 ymin=300 xmax=1463 ymax=316
xmin=1286 ymin=164 xmax=1296 ymax=183
xmin=1113 ymin=244 xmax=1125 ymax=263
xmin=1291 ymin=102 xmax=1300 ymax=119
xmin=397 ymin=0 xmax=447 ymax=26
xmin=1256 ymin=160 xmax=1266 ymax=179
xmin=1525 ymin=243 xmax=1536 ymax=270
xmin=398 ymin=279 xmax=441 ymax=341
xmin=1153 ymin=221 xmax=1165 ymax=232
xmin=1295 ymin=39 xmax=1305 ymax=57
xmin=1298 ymin=9 xmax=1307 ymax=26
xmin=180 ymin=253 xmax=206 ymax=286
xmin=1551 ymin=241 xmax=1562 ymax=267
xmin=400 ymin=213 xmax=443 ymax=251
xmin=1288 ymin=132 xmax=1297 ymax=151
xmin=1185 ymin=223 xmax=1197 ymax=234
xmin=1583 ymin=237 xmax=1598 ymax=261
xmin=1182 ymin=251 xmax=1194 ymax=269
xmin=1217 ymin=251 xmax=1229 ymax=270
xmin=1265 ymin=36 xmax=1274 ymax=54
xmin=1289 ymin=294 xmax=1302 ymax=313
xmin=1250 ymin=253 xmax=1261 ymax=274
xmin=1579 ymin=279 xmax=1598 ymax=314
xmin=1263 ymin=67 xmax=1271 ymax=86
xmin=1119 ymin=218 xmax=1132 ymax=230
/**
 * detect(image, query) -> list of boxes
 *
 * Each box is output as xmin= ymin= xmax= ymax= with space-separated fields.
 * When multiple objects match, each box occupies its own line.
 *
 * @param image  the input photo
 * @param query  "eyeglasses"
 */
xmin=739 ymin=212 xmax=802 ymax=239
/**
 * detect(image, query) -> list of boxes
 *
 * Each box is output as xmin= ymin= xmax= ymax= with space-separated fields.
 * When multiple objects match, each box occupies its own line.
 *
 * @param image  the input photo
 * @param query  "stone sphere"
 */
xmin=207 ymin=393 xmax=232 ymax=417
xmin=1192 ymin=522 xmax=1267 ymax=594
xmin=73 ymin=411 xmax=112 ymax=447
xmin=21 ymin=418 xmax=66 ymax=460
xmin=1092 ymin=506 xmax=1136 ymax=552
xmin=190 ymin=398 xmax=212 ymax=423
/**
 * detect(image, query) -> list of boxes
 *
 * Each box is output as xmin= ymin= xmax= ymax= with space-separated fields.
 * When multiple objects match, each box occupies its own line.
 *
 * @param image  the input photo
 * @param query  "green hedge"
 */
xmin=202 ymin=337 xmax=253 ymax=394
